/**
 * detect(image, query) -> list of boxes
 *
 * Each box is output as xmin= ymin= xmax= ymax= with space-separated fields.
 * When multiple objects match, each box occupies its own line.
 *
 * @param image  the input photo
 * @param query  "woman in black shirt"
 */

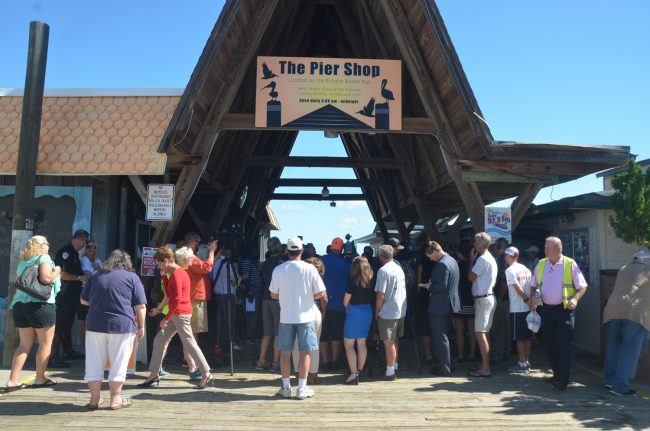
xmin=342 ymin=256 xmax=374 ymax=384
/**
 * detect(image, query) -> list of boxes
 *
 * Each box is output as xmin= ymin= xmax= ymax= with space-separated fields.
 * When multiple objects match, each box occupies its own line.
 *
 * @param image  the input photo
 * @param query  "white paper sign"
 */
xmin=146 ymin=184 xmax=174 ymax=221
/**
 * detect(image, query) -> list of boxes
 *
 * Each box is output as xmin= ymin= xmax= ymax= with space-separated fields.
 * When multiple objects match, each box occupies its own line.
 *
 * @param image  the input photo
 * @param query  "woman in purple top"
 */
xmin=80 ymin=250 xmax=146 ymax=410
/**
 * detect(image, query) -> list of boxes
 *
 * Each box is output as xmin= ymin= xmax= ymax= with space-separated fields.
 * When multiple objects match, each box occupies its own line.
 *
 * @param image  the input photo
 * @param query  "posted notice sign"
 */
xmin=146 ymin=184 xmax=174 ymax=221
xmin=255 ymin=56 xmax=402 ymax=131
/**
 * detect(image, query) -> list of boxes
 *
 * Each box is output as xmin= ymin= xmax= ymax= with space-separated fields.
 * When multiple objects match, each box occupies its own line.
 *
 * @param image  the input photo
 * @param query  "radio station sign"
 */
xmin=485 ymin=207 xmax=512 ymax=244
xmin=255 ymin=56 xmax=402 ymax=131
xmin=146 ymin=184 xmax=174 ymax=221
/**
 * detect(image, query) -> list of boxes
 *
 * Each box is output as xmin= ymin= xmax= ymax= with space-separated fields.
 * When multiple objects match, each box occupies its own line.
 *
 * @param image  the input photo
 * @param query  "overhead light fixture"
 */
xmin=321 ymin=186 xmax=330 ymax=198
xmin=330 ymin=201 xmax=336 ymax=207
xmin=324 ymin=130 xmax=338 ymax=139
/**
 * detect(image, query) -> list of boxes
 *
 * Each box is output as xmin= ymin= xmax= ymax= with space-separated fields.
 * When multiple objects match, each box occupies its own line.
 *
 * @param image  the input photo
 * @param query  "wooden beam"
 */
xmin=270 ymin=178 xmax=373 ymax=188
xmin=510 ymin=183 xmax=544 ymax=231
xmin=271 ymin=193 xmax=366 ymax=201
xmin=489 ymin=144 xmax=630 ymax=164
xmin=456 ymin=160 xmax=604 ymax=177
xmin=201 ymin=170 xmax=226 ymax=192
xmin=218 ymin=113 xmax=438 ymax=135
xmin=378 ymin=0 xmax=465 ymax=158
xmin=127 ymin=175 xmax=147 ymax=205
xmin=385 ymin=135 xmax=443 ymax=242
xmin=186 ymin=203 xmax=206 ymax=231
xmin=152 ymin=0 xmax=280 ymax=245
xmin=445 ymin=210 xmax=468 ymax=245
xmin=248 ymin=156 xmax=399 ymax=169
xmin=462 ymin=171 xmax=559 ymax=184
xmin=440 ymin=144 xmax=485 ymax=231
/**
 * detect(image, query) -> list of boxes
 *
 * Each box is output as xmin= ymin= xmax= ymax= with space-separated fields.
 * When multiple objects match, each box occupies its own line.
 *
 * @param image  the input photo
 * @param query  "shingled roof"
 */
xmin=149 ymin=0 xmax=630 ymax=244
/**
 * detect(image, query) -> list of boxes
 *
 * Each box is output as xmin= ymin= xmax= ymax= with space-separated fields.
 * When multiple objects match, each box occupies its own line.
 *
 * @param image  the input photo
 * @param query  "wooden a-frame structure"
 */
xmin=149 ymin=0 xmax=629 ymax=245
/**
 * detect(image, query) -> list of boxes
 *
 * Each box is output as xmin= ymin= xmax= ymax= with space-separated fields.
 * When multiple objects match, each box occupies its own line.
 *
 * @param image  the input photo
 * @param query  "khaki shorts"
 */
xmin=378 ymin=317 xmax=405 ymax=341
xmin=190 ymin=300 xmax=208 ymax=333
xmin=474 ymin=295 xmax=496 ymax=333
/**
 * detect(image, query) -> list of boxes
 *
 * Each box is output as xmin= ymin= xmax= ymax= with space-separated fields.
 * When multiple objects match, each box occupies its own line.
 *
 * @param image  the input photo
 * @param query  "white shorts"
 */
xmin=85 ymin=331 xmax=135 ymax=382
xmin=474 ymin=295 xmax=497 ymax=333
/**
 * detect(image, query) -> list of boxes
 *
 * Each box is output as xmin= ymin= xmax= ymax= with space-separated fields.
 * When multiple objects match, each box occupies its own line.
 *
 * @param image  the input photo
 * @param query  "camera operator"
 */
xmin=209 ymin=241 xmax=240 ymax=359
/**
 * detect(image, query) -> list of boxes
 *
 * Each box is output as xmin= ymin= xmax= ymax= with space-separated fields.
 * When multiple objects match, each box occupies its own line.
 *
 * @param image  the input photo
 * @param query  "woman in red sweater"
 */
xmin=140 ymin=246 xmax=212 ymax=389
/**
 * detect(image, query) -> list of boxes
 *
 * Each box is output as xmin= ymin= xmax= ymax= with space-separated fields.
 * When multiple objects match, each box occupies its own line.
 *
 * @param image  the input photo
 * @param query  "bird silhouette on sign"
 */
xmin=381 ymin=79 xmax=395 ymax=104
xmin=261 ymin=63 xmax=278 ymax=79
xmin=356 ymin=97 xmax=375 ymax=117
xmin=262 ymin=81 xmax=279 ymax=101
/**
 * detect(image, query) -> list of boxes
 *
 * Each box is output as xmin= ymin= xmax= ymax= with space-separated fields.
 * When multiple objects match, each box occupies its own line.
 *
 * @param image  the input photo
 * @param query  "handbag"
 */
xmin=15 ymin=257 xmax=54 ymax=301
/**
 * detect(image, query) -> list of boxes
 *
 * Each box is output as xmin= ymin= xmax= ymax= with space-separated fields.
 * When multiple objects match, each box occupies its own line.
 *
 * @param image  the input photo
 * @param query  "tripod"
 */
xmin=214 ymin=256 xmax=237 ymax=375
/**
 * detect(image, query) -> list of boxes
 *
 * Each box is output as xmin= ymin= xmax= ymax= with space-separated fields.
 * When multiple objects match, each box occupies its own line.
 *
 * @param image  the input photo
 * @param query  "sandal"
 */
xmin=109 ymin=398 xmax=133 ymax=410
xmin=467 ymin=369 xmax=492 ymax=378
xmin=88 ymin=398 xmax=104 ymax=410
xmin=4 ymin=383 xmax=29 ymax=392
xmin=197 ymin=372 xmax=212 ymax=389
xmin=31 ymin=378 xmax=57 ymax=388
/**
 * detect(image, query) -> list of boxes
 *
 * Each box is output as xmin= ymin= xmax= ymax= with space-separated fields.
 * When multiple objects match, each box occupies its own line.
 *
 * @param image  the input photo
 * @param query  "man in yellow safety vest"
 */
xmin=530 ymin=236 xmax=588 ymax=391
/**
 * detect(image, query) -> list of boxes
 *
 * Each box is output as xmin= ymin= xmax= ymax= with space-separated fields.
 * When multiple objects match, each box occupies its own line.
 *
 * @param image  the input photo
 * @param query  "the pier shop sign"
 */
xmin=255 ymin=56 xmax=402 ymax=131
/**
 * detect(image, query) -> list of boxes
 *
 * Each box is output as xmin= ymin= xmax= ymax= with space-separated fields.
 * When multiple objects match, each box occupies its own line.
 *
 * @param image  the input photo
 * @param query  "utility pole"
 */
xmin=3 ymin=22 xmax=49 ymax=367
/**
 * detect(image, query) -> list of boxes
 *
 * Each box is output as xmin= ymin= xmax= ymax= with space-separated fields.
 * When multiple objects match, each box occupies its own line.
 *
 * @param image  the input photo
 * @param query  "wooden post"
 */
xmin=3 ymin=21 xmax=49 ymax=367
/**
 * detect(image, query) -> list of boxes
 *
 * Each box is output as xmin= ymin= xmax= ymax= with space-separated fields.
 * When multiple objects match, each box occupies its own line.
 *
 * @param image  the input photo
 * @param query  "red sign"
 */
xmin=140 ymin=247 xmax=158 ymax=277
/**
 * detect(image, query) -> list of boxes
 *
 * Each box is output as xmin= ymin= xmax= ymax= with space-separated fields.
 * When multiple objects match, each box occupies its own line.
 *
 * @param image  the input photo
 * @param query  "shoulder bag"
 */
xmin=15 ymin=257 xmax=54 ymax=301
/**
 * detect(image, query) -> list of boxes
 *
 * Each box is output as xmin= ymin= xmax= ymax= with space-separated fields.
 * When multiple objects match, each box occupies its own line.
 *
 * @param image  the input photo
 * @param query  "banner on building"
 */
xmin=485 ymin=207 xmax=512 ymax=244
xmin=255 ymin=56 xmax=402 ymax=131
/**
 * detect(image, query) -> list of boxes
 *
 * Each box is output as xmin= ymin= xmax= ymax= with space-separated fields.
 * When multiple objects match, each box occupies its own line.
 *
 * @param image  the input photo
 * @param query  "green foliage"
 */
xmin=609 ymin=159 xmax=650 ymax=247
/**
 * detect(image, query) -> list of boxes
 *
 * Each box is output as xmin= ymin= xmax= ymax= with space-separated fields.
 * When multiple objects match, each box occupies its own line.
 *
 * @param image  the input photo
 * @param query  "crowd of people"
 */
xmin=4 ymin=228 xmax=649 ymax=405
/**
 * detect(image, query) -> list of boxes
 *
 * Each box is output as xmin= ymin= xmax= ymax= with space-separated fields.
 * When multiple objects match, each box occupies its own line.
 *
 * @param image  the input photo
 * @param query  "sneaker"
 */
xmin=270 ymin=362 xmax=280 ymax=372
xmin=296 ymin=385 xmax=314 ymax=400
xmin=276 ymin=386 xmax=292 ymax=398
xmin=604 ymin=383 xmax=613 ymax=389
xmin=610 ymin=388 xmax=636 ymax=396
xmin=255 ymin=360 xmax=269 ymax=371
xmin=508 ymin=362 xmax=530 ymax=373
xmin=189 ymin=369 xmax=202 ymax=380
xmin=159 ymin=369 xmax=170 ymax=377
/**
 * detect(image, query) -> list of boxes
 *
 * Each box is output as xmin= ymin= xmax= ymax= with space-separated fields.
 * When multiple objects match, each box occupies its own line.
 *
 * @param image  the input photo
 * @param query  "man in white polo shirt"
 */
xmin=375 ymin=244 xmax=407 ymax=380
xmin=270 ymin=236 xmax=327 ymax=400
xmin=467 ymin=232 xmax=498 ymax=378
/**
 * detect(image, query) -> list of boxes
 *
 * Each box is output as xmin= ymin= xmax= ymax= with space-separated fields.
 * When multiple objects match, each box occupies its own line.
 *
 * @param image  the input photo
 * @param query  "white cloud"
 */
xmin=338 ymin=216 xmax=361 ymax=229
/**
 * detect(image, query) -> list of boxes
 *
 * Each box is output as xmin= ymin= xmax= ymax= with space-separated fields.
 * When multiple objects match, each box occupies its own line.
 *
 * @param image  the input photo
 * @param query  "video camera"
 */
xmin=342 ymin=233 xmax=358 ymax=261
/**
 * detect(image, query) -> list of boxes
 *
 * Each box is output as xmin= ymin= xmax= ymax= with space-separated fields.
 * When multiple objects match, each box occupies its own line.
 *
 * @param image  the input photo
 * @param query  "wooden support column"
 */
xmin=445 ymin=210 xmax=468 ymax=245
xmin=511 ymin=183 xmax=544 ymax=231
xmin=386 ymin=135 xmax=443 ymax=242
xmin=128 ymin=175 xmax=147 ymax=205
xmin=440 ymin=144 xmax=485 ymax=231
xmin=151 ymin=0 xmax=279 ymax=245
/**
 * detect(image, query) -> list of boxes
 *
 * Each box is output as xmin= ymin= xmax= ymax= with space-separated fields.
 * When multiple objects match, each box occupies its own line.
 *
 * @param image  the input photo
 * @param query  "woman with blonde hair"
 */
xmin=343 ymin=256 xmax=374 ymax=384
xmin=5 ymin=236 xmax=61 ymax=391
xmin=140 ymin=246 xmax=212 ymax=389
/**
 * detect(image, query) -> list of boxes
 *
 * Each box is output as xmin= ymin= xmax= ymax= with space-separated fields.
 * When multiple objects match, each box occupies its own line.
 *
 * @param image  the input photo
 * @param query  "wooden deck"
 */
xmin=2 ymin=352 xmax=650 ymax=430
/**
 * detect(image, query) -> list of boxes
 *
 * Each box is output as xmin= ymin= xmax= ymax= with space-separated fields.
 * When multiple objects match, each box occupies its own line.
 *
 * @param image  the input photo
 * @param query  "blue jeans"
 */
xmin=278 ymin=322 xmax=318 ymax=352
xmin=603 ymin=319 xmax=650 ymax=393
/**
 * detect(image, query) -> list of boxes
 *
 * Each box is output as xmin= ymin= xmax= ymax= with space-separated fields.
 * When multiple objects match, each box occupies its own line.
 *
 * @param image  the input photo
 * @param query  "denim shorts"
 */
xmin=278 ymin=321 xmax=318 ymax=352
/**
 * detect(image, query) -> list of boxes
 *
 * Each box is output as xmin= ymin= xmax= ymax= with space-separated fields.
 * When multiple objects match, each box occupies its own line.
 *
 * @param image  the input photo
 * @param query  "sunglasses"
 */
xmin=86 ymin=245 xmax=96 ymax=249
xmin=39 ymin=242 xmax=50 ymax=247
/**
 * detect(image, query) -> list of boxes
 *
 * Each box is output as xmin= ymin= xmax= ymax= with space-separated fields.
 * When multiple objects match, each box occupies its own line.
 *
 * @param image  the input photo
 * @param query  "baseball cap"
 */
xmin=330 ymin=237 xmax=344 ymax=251
xmin=504 ymin=246 xmax=519 ymax=257
xmin=526 ymin=245 xmax=539 ymax=253
xmin=386 ymin=237 xmax=404 ymax=250
xmin=287 ymin=236 xmax=303 ymax=251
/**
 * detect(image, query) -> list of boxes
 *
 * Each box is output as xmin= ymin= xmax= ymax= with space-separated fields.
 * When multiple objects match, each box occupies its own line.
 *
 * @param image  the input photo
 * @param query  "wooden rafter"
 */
xmin=511 ymin=183 xmax=544 ymax=231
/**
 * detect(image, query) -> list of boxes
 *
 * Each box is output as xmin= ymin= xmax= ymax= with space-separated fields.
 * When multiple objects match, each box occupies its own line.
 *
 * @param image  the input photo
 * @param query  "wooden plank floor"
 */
xmin=2 ymin=352 xmax=650 ymax=430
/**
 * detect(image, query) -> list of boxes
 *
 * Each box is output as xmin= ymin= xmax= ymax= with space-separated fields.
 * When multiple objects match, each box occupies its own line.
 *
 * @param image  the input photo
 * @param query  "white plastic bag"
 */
xmin=526 ymin=311 xmax=541 ymax=333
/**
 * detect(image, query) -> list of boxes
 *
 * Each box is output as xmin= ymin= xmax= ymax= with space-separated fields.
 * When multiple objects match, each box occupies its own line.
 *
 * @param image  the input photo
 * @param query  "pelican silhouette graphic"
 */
xmin=381 ymin=79 xmax=395 ymax=104
xmin=356 ymin=97 xmax=375 ymax=117
xmin=262 ymin=81 xmax=279 ymax=101
xmin=261 ymin=63 xmax=278 ymax=80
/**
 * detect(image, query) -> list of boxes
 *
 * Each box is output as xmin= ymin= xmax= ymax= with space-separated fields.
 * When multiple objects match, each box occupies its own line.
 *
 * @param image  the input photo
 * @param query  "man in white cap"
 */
xmin=270 ymin=236 xmax=327 ymax=400
xmin=503 ymin=246 xmax=533 ymax=373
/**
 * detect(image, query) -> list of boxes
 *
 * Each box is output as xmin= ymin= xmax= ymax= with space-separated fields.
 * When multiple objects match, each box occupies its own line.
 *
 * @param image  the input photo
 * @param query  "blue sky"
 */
xmin=2 ymin=1 xmax=649 ymax=253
